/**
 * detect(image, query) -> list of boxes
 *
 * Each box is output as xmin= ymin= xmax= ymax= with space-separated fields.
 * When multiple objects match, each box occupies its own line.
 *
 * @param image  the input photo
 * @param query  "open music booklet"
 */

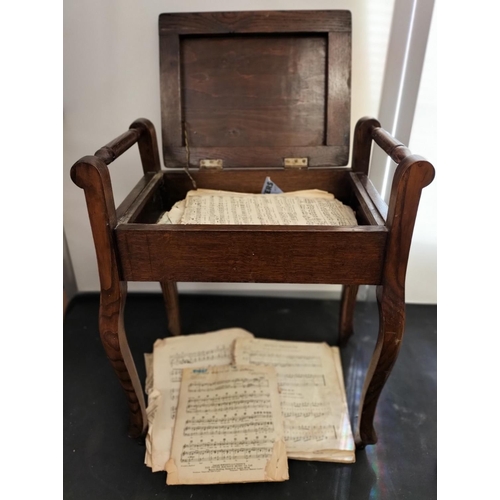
xmin=156 ymin=188 xmax=358 ymax=226
xmin=144 ymin=328 xmax=355 ymax=485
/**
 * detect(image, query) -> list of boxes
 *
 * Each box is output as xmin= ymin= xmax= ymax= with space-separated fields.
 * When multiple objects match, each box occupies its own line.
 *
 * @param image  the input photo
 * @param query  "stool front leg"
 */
xmin=355 ymin=285 xmax=404 ymax=447
xmin=352 ymin=126 xmax=435 ymax=448
xmin=100 ymin=282 xmax=147 ymax=437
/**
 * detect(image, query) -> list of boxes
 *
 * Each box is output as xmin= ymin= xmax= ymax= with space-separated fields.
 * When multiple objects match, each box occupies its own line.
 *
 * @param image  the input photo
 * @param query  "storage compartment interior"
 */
xmin=127 ymin=169 xmax=383 ymax=227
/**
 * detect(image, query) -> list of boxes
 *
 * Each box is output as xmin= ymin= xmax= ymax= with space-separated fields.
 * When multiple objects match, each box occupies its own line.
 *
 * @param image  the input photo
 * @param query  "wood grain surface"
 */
xmin=181 ymin=34 xmax=327 ymax=148
xmin=159 ymin=10 xmax=351 ymax=35
xmin=339 ymin=285 xmax=359 ymax=346
xmin=160 ymin=281 xmax=181 ymax=336
xmin=116 ymin=224 xmax=387 ymax=284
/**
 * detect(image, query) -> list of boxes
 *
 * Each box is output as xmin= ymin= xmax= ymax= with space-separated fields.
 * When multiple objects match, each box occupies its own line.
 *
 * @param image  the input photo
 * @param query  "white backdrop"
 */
xmin=63 ymin=0 xmax=436 ymax=303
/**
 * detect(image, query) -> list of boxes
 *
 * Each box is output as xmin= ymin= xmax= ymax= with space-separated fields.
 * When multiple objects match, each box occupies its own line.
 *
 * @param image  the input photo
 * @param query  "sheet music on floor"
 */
xmin=233 ymin=338 xmax=355 ymax=463
xmin=144 ymin=328 xmax=254 ymax=472
xmin=157 ymin=189 xmax=358 ymax=226
xmin=166 ymin=364 xmax=288 ymax=485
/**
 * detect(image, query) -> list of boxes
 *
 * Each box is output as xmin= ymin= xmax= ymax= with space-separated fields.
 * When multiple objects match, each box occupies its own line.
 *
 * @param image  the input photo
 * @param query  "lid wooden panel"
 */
xmin=159 ymin=11 xmax=351 ymax=169
xmin=182 ymin=34 xmax=327 ymax=148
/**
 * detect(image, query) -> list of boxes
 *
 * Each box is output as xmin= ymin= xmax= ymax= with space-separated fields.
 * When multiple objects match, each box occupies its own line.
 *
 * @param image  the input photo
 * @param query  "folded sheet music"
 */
xmin=233 ymin=338 xmax=355 ymax=463
xmin=157 ymin=189 xmax=357 ymax=226
xmin=144 ymin=328 xmax=254 ymax=472
xmin=166 ymin=365 xmax=289 ymax=485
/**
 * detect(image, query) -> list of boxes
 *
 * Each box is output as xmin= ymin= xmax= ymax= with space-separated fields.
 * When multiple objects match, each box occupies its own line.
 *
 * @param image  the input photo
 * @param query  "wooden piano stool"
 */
xmin=70 ymin=11 xmax=435 ymax=449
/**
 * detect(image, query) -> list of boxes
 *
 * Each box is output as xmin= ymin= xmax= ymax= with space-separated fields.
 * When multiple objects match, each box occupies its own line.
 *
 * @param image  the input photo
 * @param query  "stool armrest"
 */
xmin=94 ymin=128 xmax=142 ymax=165
xmin=93 ymin=118 xmax=161 ymax=174
xmin=352 ymin=116 xmax=426 ymax=174
xmin=371 ymin=126 xmax=413 ymax=165
xmin=71 ymin=118 xmax=162 ymax=228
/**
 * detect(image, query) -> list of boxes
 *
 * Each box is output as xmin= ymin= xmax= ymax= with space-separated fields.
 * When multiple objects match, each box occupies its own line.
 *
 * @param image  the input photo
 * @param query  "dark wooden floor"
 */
xmin=64 ymin=293 xmax=436 ymax=500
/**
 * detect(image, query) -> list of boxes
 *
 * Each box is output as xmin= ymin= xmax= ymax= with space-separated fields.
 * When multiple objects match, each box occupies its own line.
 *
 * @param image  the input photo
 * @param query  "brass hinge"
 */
xmin=200 ymin=159 xmax=223 ymax=169
xmin=283 ymin=157 xmax=308 ymax=169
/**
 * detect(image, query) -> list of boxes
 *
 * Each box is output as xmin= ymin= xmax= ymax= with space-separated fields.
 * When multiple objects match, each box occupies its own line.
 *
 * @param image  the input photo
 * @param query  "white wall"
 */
xmin=406 ymin=12 xmax=437 ymax=304
xmin=64 ymin=0 xmax=436 ymax=303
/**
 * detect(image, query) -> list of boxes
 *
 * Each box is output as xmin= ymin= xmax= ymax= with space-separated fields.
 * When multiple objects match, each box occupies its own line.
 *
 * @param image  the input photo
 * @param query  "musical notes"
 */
xmin=176 ymin=189 xmax=358 ymax=226
xmin=234 ymin=339 xmax=355 ymax=462
xmin=169 ymin=345 xmax=229 ymax=367
xmin=167 ymin=365 xmax=288 ymax=485
xmin=180 ymin=438 xmax=275 ymax=464
xmin=184 ymin=421 xmax=274 ymax=436
xmin=188 ymin=376 xmax=270 ymax=391
xmin=145 ymin=328 xmax=254 ymax=473
xmin=248 ymin=353 xmax=323 ymax=368
xmin=145 ymin=328 xmax=355 ymax=481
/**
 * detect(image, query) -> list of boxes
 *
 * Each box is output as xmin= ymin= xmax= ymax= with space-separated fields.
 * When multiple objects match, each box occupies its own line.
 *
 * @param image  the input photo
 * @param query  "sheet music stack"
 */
xmin=156 ymin=188 xmax=358 ymax=226
xmin=144 ymin=328 xmax=355 ymax=486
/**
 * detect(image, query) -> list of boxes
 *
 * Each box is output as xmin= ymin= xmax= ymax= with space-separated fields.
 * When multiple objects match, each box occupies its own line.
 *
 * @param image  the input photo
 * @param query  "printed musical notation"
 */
xmin=285 ymin=424 xmax=338 ymax=443
xmin=278 ymin=374 xmax=326 ymax=387
xmin=185 ymin=413 xmax=272 ymax=426
xmin=169 ymin=345 xmax=229 ymax=367
xmin=180 ymin=439 xmax=274 ymax=464
xmin=178 ymin=189 xmax=358 ymax=226
xmin=188 ymin=376 xmax=270 ymax=391
xmin=146 ymin=328 xmax=255 ymax=473
xmin=248 ymin=353 xmax=323 ymax=368
xmin=186 ymin=399 xmax=270 ymax=413
xmin=233 ymin=338 xmax=356 ymax=461
xmin=184 ymin=421 xmax=274 ymax=436
xmin=167 ymin=364 xmax=288 ymax=485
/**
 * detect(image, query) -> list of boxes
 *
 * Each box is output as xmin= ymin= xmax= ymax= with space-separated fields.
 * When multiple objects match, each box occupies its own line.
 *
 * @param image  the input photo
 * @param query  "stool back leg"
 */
xmin=160 ymin=281 xmax=181 ymax=336
xmin=339 ymin=285 xmax=359 ymax=346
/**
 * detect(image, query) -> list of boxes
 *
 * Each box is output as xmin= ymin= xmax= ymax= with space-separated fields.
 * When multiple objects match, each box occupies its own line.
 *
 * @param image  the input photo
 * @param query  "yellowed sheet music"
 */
xmin=156 ymin=189 xmax=357 ymax=226
xmin=145 ymin=328 xmax=254 ymax=472
xmin=177 ymin=189 xmax=357 ymax=225
xmin=166 ymin=364 xmax=288 ymax=485
xmin=234 ymin=338 xmax=355 ymax=463
xmin=156 ymin=199 xmax=185 ymax=224
xmin=144 ymin=353 xmax=157 ymax=468
xmin=191 ymin=188 xmax=336 ymax=199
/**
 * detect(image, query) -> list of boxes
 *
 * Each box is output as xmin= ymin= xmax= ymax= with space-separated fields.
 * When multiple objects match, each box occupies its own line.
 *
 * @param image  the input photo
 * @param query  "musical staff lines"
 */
xmin=248 ymin=353 xmax=323 ymax=368
xmin=278 ymin=374 xmax=326 ymax=387
xmin=186 ymin=396 xmax=271 ymax=413
xmin=169 ymin=345 xmax=230 ymax=368
xmin=188 ymin=376 xmax=270 ymax=392
xmin=185 ymin=413 xmax=272 ymax=426
xmin=285 ymin=424 xmax=338 ymax=442
xmin=169 ymin=364 xmax=286 ymax=480
xmin=184 ymin=420 xmax=274 ymax=436
xmin=180 ymin=439 xmax=274 ymax=464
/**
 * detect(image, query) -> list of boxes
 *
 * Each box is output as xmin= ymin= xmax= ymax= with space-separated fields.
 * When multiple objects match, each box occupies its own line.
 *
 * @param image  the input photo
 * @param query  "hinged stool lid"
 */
xmin=159 ymin=11 xmax=351 ymax=169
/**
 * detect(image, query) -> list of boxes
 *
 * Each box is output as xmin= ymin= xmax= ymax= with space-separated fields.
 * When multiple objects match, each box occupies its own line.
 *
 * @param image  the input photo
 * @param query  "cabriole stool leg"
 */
xmin=100 ymin=282 xmax=147 ymax=438
xmin=355 ymin=285 xmax=404 ymax=448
